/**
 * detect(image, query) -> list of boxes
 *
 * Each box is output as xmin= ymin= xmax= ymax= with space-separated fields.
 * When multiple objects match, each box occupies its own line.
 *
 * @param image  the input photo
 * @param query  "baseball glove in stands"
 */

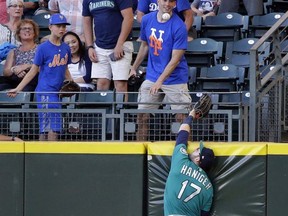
xmin=192 ymin=94 xmax=212 ymax=119
xmin=59 ymin=80 xmax=80 ymax=98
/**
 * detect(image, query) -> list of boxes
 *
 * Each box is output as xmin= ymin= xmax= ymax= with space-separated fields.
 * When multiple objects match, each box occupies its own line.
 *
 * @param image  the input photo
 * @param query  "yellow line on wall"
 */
xmin=268 ymin=143 xmax=288 ymax=155
xmin=0 ymin=142 xmax=24 ymax=153
xmin=147 ymin=142 xmax=268 ymax=156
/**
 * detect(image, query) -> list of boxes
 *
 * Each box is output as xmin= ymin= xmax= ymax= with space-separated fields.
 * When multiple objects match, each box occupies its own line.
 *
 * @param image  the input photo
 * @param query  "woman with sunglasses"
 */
xmin=0 ymin=19 xmax=39 ymax=91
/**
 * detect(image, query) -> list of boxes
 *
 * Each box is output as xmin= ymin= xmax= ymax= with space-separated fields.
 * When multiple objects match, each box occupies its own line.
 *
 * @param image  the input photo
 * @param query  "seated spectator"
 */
xmin=191 ymin=0 xmax=221 ymax=20
xmin=0 ymin=0 xmax=24 ymax=46
xmin=0 ymin=19 xmax=39 ymax=91
xmin=33 ymin=0 xmax=50 ymax=15
xmin=62 ymin=31 xmax=94 ymax=91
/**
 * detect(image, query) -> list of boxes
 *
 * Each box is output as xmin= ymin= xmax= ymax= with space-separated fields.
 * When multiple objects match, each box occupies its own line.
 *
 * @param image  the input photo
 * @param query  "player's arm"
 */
xmin=175 ymin=110 xmax=196 ymax=146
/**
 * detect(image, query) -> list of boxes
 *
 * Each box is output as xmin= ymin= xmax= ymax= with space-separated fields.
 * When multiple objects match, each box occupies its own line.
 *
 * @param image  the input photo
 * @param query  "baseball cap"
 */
xmin=49 ymin=13 xmax=70 ymax=25
xmin=199 ymin=141 xmax=215 ymax=172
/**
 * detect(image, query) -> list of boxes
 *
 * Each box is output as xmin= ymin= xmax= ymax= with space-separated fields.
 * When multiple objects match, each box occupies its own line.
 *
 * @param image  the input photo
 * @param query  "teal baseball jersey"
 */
xmin=164 ymin=144 xmax=214 ymax=216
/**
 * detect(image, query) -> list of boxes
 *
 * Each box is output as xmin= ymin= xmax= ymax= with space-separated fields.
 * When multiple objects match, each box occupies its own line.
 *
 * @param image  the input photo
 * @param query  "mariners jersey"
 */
xmin=82 ymin=0 xmax=133 ymax=49
xmin=164 ymin=144 xmax=213 ymax=216
xmin=140 ymin=12 xmax=188 ymax=85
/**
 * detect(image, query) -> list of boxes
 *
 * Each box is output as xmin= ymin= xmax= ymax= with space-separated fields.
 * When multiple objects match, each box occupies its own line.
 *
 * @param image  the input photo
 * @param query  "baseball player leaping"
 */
xmin=164 ymin=94 xmax=216 ymax=216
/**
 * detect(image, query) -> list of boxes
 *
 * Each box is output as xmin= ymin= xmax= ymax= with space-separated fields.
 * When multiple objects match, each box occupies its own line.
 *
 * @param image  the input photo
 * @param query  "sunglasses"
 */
xmin=9 ymin=4 xmax=24 ymax=8
xmin=20 ymin=27 xmax=34 ymax=32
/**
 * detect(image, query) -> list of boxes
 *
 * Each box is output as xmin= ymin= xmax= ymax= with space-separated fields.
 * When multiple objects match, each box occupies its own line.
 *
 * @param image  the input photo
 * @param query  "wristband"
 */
xmin=183 ymin=116 xmax=193 ymax=126
xmin=87 ymin=45 xmax=94 ymax=50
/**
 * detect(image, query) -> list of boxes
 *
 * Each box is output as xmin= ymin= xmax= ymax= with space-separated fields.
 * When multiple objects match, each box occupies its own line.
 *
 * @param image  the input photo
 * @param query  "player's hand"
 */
xmin=7 ymin=88 xmax=19 ymax=98
xmin=88 ymin=48 xmax=98 ymax=63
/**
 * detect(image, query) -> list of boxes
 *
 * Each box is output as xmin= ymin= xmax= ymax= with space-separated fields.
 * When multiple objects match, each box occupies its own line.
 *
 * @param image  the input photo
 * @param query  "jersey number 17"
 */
xmin=177 ymin=180 xmax=202 ymax=202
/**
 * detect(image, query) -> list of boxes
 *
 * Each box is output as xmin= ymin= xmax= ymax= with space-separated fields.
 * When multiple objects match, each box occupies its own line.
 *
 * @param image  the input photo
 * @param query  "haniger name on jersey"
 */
xmin=180 ymin=164 xmax=212 ymax=190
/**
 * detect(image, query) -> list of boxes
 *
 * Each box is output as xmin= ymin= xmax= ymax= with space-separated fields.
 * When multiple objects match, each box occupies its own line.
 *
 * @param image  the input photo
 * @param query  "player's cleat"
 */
xmin=191 ymin=93 xmax=212 ymax=119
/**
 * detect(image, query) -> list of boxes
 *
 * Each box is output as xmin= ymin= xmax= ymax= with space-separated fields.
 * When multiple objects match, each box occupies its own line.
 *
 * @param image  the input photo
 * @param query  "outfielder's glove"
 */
xmin=59 ymin=80 xmax=80 ymax=98
xmin=192 ymin=94 xmax=212 ymax=119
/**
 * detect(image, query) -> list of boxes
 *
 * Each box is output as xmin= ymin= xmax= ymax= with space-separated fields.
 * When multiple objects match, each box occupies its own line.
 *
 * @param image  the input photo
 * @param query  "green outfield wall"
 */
xmin=0 ymin=141 xmax=287 ymax=216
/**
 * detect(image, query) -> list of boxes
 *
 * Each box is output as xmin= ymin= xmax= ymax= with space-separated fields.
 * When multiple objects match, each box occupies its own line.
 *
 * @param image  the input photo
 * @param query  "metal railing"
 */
xmin=249 ymin=11 xmax=288 ymax=142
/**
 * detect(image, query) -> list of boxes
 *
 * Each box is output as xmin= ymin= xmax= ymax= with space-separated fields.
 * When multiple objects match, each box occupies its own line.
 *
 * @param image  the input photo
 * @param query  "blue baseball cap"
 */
xmin=199 ymin=141 xmax=215 ymax=172
xmin=49 ymin=13 xmax=70 ymax=25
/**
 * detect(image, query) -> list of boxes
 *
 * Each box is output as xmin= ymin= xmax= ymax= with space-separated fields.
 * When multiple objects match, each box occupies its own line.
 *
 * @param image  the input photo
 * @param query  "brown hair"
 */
xmin=15 ymin=19 xmax=40 ymax=42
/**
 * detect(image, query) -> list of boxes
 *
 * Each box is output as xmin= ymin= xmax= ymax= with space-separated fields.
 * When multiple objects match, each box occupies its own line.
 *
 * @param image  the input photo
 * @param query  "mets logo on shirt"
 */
xmin=149 ymin=28 xmax=164 ymax=56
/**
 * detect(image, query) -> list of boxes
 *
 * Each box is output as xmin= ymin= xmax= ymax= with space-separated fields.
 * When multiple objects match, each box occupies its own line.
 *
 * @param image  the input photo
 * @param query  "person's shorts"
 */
xmin=36 ymin=94 xmax=62 ymax=133
xmin=137 ymin=80 xmax=191 ymax=110
xmin=91 ymin=41 xmax=133 ymax=81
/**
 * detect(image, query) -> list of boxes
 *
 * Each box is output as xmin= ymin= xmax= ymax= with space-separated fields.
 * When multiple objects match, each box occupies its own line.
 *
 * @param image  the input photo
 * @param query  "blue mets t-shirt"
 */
xmin=164 ymin=144 xmax=213 ymax=216
xmin=141 ymin=12 xmax=188 ymax=85
xmin=82 ymin=0 xmax=133 ymax=49
xmin=137 ymin=0 xmax=191 ymax=21
xmin=34 ymin=40 xmax=71 ymax=93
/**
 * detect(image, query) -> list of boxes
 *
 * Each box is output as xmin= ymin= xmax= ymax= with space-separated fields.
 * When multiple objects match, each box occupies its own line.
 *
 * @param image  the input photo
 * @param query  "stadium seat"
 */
xmin=195 ymin=64 xmax=245 ymax=92
xmin=225 ymin=38 xmax=271 ymax=68
xmin=201 ymin=12 xmax=249 ymax=42
xmin=0 ymin=92 xmax=31 ymax=137
xmin=248 ymin=12 xmax=288 ymax=39
xmin=185 ymin=38 xmax=224 ymax=67
xmin=265 ymin=0 xmax=288 ymax=13
xmin=132 ymin=40 xmax=148 ymax=67
xmin=75 ymin=91 xmax=121 ymax=140
xmin=192 ymin=16 xmax=202 ymax=38
xmin=131 ymin=19 xmax=141 ymax=41
xmin=31 ymin=12 xmax=51 ymax=40
xmin=188 ymin=66 xmax=197 ymax=91
xmin=280 ymin=39 xmax=288 ymax=55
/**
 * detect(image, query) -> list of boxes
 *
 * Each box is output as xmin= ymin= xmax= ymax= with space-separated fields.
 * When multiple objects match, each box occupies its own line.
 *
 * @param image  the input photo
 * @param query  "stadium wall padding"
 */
xmin=267 ymin=144 xmax=288 ymax=216
xmin=0 ymin=141 xmax=288 ymax=216
xmin=0 ymin=142 xmax=24 ymax=216
xmin=147 ymin=142 xmax=267 ymax=216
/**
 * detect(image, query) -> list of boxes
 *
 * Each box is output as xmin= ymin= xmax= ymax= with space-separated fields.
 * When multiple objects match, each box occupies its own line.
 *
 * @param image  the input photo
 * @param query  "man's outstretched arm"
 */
xmin=175 ymin=110 xmax=196 ymax=146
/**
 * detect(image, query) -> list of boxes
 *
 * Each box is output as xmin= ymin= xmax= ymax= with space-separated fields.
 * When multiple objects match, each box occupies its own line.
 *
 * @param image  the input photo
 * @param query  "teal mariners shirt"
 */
xmin=164 ymin=144 xmax=213 ymax=216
